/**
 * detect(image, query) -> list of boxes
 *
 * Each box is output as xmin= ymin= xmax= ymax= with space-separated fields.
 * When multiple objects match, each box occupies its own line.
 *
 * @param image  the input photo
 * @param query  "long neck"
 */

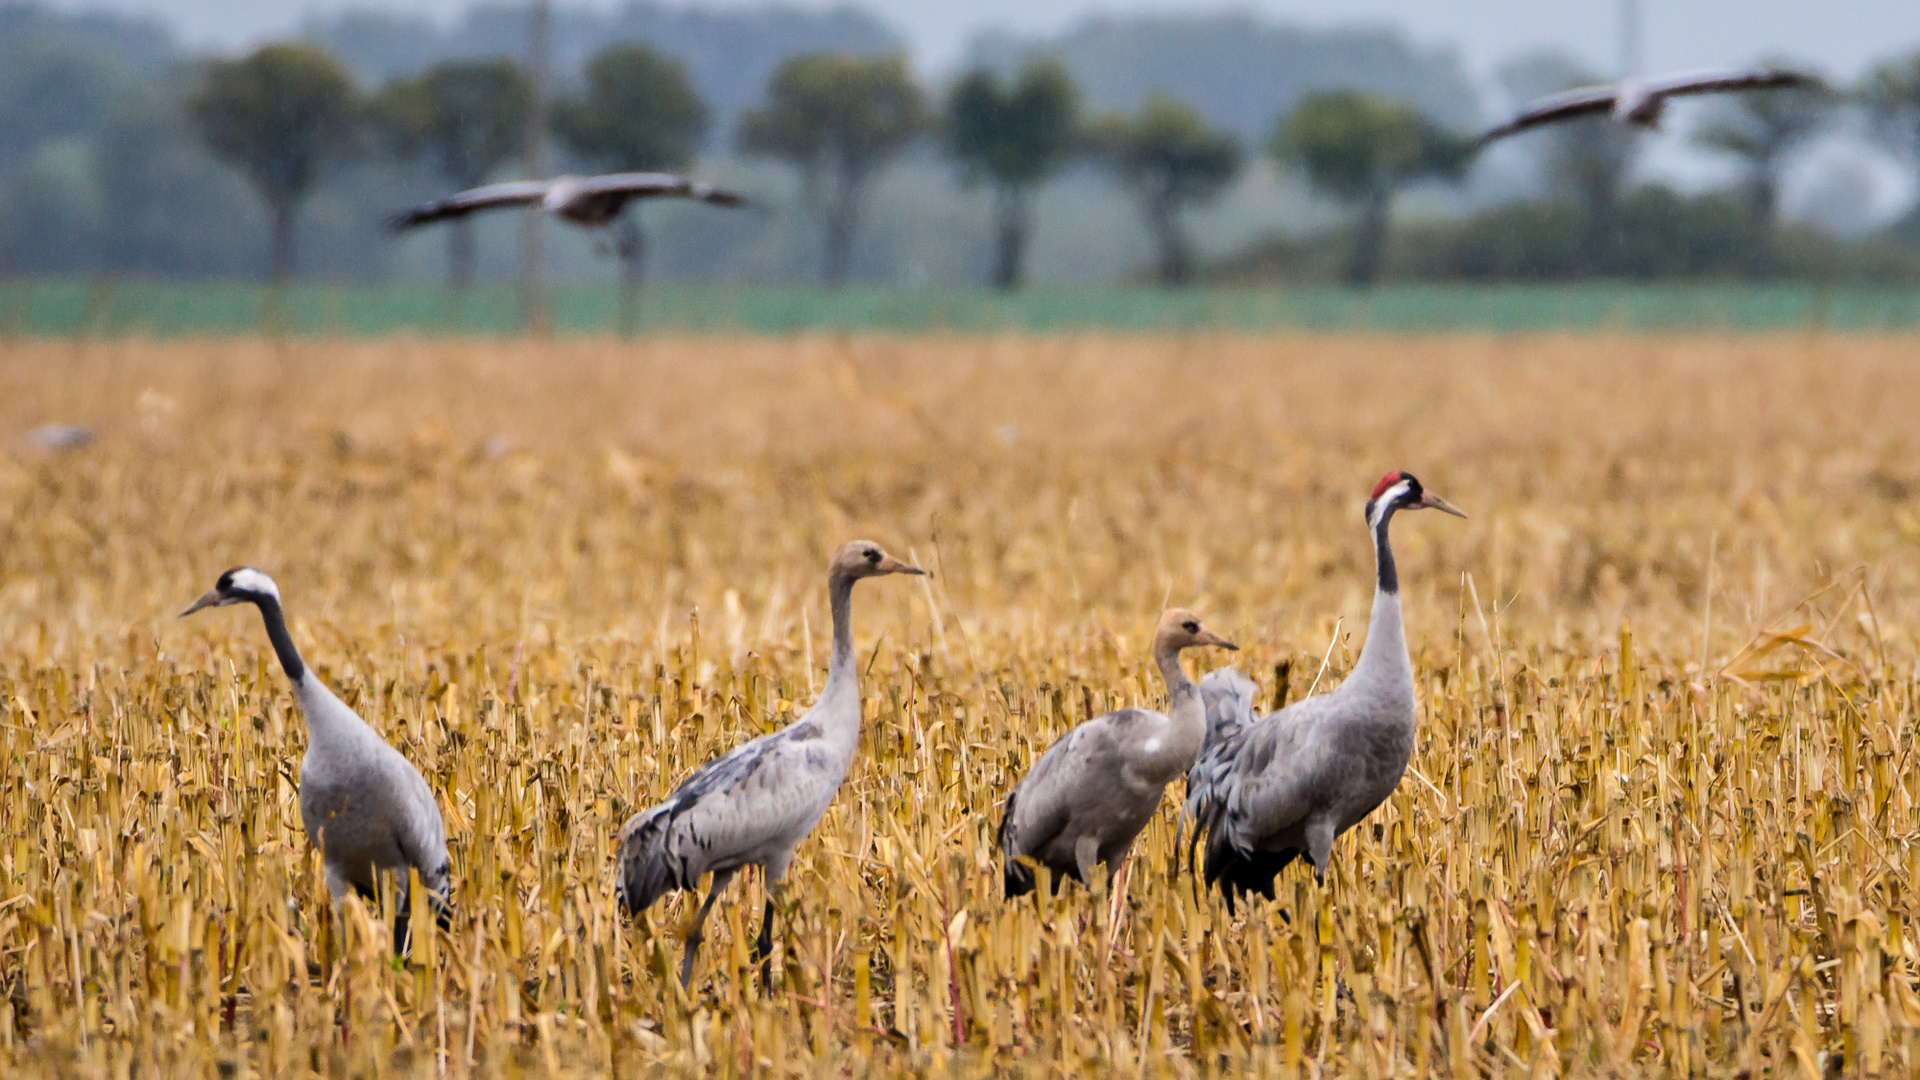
xmin=817 ymin=571 xmax=860 ymax=723
xmin=1352 ymin=503 xmax=1412 ymax=688
xmin=1153 ymin=644 xmax=1208 ymax=777
xmin=254 ymin=597 xmax=306 ymax=683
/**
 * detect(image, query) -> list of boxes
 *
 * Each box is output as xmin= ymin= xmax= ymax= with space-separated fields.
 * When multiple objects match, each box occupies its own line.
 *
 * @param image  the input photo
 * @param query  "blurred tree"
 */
xmin=738 ymin=53 xmax=926 ymax=288
xmin=552 ymin=42 xmax=707 ymax=319
xmin=1863 ymin=51 xmax=1920 ymax=244
xmin=373 ymin=58 xmax=530 ymax=289
xmin=1498 ymin=51 xmax=1637 ymax=276
xmin=188 ymin=43 xmax=358 ymax=282
xmin=944 ymin=59 xmax=1079 ymax=289
xmin=1272 ymin=89 xmax=1468 ymax=286
xmin=0 ymin=36 xmax=130 ymax=174
xmin=1692 ymin=65 xmax=1832 ymax=271
xmin=1085 ymin=94 xmax=1240 ymax=285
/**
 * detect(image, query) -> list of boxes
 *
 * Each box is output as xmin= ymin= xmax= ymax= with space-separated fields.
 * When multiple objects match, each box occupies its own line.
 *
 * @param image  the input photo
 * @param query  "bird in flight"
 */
xmin=388 ymin=171 xmax=747 ymax=231
xmin=1477 ymin=68 xmax=1819 ymax=145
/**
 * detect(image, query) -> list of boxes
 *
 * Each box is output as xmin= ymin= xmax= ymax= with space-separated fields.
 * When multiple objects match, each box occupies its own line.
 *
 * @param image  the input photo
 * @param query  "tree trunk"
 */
xmin=1146 ymin=186 xmax=1190 ymax=286
xmin=1346 ymin=182 xmax=1392 ymax=288
xmin=1749 ymin=168 xmax=1778 ymax=280
xmin=448 ymin=217 xmax=476 ymax=291
xmin=991 ymin=183 xmax=1032 ymax=291
xmin=268 ymin=198 xmax=298 ymax=284
xmin=614 ymin=213 xmax=645 ymax=337
xmin=820 ymin=161 xmax=868 ymax=290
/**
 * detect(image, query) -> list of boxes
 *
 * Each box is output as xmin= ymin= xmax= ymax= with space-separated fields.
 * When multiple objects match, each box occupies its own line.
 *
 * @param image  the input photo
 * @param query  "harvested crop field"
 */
xmin=4 ymin=332 xmax=1920 ymax=1077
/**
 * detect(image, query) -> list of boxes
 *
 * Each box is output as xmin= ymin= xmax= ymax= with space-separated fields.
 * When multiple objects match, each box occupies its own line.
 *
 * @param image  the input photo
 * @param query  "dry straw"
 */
xmin=3 ymin=332 xmax=1920 ymax=1077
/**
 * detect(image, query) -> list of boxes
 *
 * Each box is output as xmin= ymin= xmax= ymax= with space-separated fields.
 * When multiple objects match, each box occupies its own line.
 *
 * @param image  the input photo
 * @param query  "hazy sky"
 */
xmin=46 ymin=0 xmax=1920 ymax=82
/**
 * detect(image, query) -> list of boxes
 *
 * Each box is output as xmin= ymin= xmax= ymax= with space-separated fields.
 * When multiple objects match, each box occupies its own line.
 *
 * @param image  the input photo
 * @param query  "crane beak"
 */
xmin=1195 ymin=629 xmax=1238 ymax=651
xmin=179 ymin=590 xmax=225 ymax=617
xmin=1420 ymin=492 xmax=1468 ymax=518
xmin=877 ymin=556 xmax=927 ymax=577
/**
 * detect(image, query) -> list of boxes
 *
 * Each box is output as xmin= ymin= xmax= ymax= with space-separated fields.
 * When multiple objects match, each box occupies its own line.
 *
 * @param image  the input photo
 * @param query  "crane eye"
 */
xmin=1182 ymin=621 xmax=1199 ymax=633
xmin=865 ymin=549 xmax=881 ymax=562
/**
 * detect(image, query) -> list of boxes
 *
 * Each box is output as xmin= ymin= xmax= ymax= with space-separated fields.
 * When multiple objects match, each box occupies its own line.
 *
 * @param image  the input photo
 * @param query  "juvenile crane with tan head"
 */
xmin=616 ymin=541 xmax=924 ymax=988
xmin=182 ymin=568 xmax=452 ymax=952
xmin=1186 ymin=471 xmax=1464 ymax=910
xmin=998 ymin=608 xmax=1237 ymax=899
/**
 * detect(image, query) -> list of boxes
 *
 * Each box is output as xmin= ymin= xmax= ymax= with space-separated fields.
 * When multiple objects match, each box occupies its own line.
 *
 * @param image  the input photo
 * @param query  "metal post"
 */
xmin=519 ymin=0 xmax=550 ymax=336
xmin=1617 ymin=0 xmax=1642 ymax=79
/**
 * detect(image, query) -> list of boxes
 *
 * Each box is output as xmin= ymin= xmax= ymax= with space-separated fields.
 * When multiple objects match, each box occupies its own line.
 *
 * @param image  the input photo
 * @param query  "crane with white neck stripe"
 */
xmin=1185 ymin=471 xmax=1464 ymax=910
xmin=182 ymin=567 xmax=452 ymax=952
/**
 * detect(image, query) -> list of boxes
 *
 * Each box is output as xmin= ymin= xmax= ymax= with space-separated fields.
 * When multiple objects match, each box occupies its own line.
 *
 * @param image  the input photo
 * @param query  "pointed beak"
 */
xmin=1420 ymin=492 xmax=1467 ymax=518
xmin=180 ymin=590 xmax=223 ymax=617
xmin=877 ymin=556 xmax=927 ymax=577
xmin=1195 ymin=629 xmax=1238 ymax=651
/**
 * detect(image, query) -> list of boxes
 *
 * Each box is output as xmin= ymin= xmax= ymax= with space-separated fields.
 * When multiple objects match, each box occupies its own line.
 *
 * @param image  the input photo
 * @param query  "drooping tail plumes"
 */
xmin=615 ymin=808 xmax=684 ymax=915
xmin=1182 ymin=668 xmax=1258 ymax=865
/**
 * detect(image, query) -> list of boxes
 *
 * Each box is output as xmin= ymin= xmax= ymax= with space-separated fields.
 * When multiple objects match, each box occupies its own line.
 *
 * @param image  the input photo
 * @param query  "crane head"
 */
xmin=1155 ymin=608 xmax=1237 ymax=653
xmin=181 ymin=566 xmax=282 ymax=616
xmin=831 ymin=540 xmax=926 ymax=580
xmin=1366 ymin=471 xmax=1467 ymax=528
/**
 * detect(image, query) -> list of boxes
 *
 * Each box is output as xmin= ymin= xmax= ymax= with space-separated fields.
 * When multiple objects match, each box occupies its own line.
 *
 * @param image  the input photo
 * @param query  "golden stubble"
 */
xmin=2 ymin=331 xmax=1920 ymax=1077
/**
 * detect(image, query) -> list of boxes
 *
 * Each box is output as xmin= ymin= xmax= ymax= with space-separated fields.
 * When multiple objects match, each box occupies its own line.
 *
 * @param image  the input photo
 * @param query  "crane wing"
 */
xmin=573 ymin=172 xmax=748 ymax=206
xmin=1476 ymin=84 xmax=1618 ymax=145
xmin=616 ymin=718 xmax=844 ymax=912
xmin=387 ymin=181 xmax=549 ymax=230
xmin=1646 ymin=68 xmax=1818 ymax=100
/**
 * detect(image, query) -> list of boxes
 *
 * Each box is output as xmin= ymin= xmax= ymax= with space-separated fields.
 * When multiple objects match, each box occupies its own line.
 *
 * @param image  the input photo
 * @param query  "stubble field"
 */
xmin=3 ymin=331 xmax=1920 ymax=1077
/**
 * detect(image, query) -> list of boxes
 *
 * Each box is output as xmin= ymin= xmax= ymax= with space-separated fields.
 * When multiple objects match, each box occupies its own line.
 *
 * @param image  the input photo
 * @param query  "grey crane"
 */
xmin=1477 ymin=68 xmax=1817 ymax=145
xmin=998 ymin=608 xmax=1237 ymax=899
xmin=183 ymin=567 xmax=452 ymax=952
xmin=616 ymin=541 xmax=924 ymax=987
xmin=1185 ymin=472 xmax=1464 ymax=911
xmin=388 ymin=172 xmax=746 ymax=231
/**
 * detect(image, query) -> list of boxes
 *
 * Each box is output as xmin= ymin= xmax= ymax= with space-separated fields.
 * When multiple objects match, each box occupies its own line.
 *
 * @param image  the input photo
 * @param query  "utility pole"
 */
xmin=519 ymin=0 xmax=550 ymax=336
xmin=1617 ymin=0 xmax=1642 ymax=79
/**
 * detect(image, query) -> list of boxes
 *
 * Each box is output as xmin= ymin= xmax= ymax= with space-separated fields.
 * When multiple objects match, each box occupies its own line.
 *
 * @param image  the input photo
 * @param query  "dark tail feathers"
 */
xmin=616 ymin=812 xmax=680 ymax=916
xmin=1202 ymin=829 xmax=1297 ymax=915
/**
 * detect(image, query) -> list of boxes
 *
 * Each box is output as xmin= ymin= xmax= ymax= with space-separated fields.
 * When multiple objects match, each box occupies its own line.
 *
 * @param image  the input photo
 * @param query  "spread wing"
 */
xmin=1476 ymin=84 xmax=1619 ymax=145
xmin=1646 ymin=68 xmax=1818 ymax=101
xmin=573 ymin=172 xmax=748 ymax=207
xmin=387 ymin=181 xmax=550 ymax=230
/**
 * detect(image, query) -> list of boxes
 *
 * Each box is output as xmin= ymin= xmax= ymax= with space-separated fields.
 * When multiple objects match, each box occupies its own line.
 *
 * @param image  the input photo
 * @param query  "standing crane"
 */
xmin=183 ymin=567 xmax=452 ymax=952
xmin=1185 ymin=472 xmax=1464 ymax=910
xmin=997 ymin=608 xmax=1236 ymax=898
xmin=616 ymin=541 xmax=924 ymax=987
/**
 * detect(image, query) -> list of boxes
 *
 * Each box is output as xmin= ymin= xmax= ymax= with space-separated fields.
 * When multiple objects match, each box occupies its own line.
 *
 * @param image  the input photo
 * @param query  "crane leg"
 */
xmin=1073 ymin=837 xmax=1101 ymax=892
xmin=680 ymin=869 xmax=736 ymax=989
xmin=1305 ymin=822 xmax=1336 ymax=887
xmin=751 ymin=894 xmax=777 ymax=992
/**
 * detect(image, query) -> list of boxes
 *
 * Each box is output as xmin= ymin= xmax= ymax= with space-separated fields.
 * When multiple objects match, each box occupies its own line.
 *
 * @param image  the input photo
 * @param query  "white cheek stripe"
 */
xmin=229 ymin=567 xmax=282 ymax=601
xmin=1369 ymin=481 xmax=1411 ymax=528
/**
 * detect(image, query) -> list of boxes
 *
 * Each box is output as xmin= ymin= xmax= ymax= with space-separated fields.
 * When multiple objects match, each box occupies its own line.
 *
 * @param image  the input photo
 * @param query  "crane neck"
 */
xmin=1353 ymin=502 xmax=1412 ymax=690
xmin=1371 ymin=500 xmax=1401 ymax=596
xmin=820 ymin=570 xmax=859 ymax=705
xmin=1154 ymin=644 xmax=1196 ymax=699
xmin=252 ymin=596 xmax=306 ymax=683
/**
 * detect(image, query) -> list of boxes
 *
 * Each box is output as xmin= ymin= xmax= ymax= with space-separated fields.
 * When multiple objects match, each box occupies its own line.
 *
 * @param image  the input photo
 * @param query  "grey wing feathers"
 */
xmin=1477 ymin=85 xmax=1617 ymax=144
xmin=997 ymin=719 xmax=1120 ymax=896
xmin=387 ymin=181 xmax=548 ymax=230
xmin=1183 ymin=668 xmax=1260 ymax=837
xmin=581 ymin=172 xmax=747 ymax=206
xmin=617 ymin=731 xmax=779 ymax=912
xmin=1646 ymin=68 xmax=1815 ymax=98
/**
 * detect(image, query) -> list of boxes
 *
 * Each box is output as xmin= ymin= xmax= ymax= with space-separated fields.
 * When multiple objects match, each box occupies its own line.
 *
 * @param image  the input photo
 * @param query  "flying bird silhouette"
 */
xmin=388 ymin=171 xmax=747 ymax=231
xmin=1477 ymin=68 xmax=1819 ymax=145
